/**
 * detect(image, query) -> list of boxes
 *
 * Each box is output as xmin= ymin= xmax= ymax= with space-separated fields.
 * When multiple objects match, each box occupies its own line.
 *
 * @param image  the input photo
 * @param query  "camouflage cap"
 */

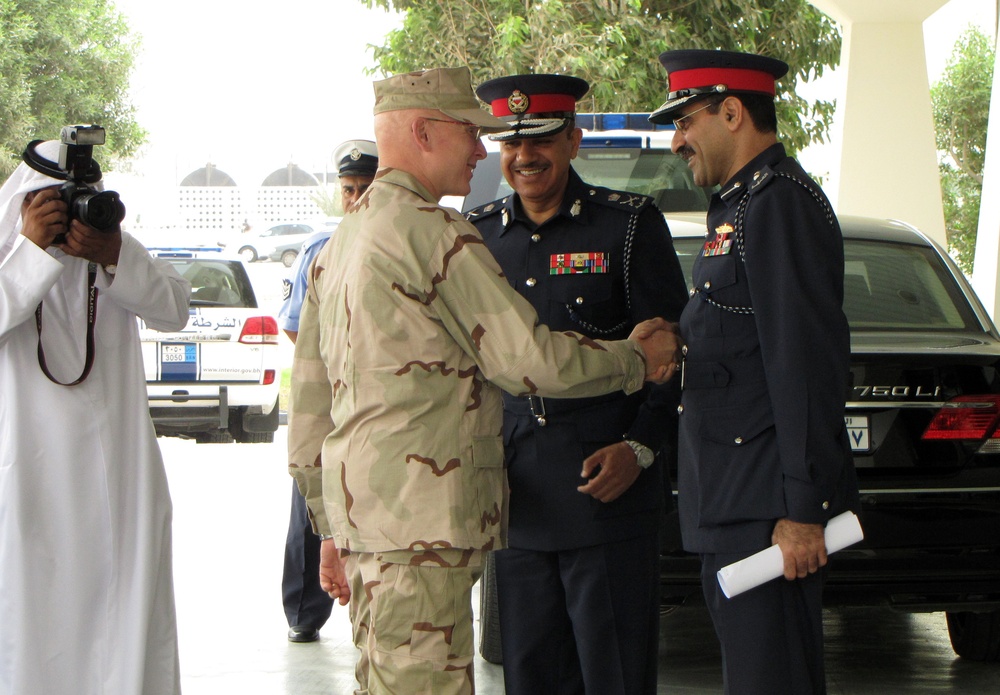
xmin=373 ymin=67 xmax=509 ymax=132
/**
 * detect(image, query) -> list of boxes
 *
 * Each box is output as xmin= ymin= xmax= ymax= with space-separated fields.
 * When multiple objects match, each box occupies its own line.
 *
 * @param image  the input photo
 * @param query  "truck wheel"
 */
xmin=947 ymin=610 xmax=1000 ymax=661
xmin=194 ymin=430 xmax=234 ymax=444
xmin=478 ymin=551 xmax=503 ymax=664
xmin=230 ymin=414 xmax=275 ymax=444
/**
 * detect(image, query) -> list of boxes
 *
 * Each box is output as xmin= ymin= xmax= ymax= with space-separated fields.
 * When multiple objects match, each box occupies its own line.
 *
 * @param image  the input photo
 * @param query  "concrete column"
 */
xmin=809 ymin=0 xmax=948 ymax=245
xmin=971 ymin=35 xmax=1000 ymax=318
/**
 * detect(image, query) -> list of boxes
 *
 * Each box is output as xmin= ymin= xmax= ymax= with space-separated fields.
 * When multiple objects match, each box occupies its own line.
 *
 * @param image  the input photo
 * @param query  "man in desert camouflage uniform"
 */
xmin=287 ymin=66 xmax=680 ymax=695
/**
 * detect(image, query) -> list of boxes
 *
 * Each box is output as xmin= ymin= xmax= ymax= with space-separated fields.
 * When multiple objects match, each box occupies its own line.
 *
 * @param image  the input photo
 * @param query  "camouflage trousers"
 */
xmin=348 ymin=548 xmax=484 ymax=695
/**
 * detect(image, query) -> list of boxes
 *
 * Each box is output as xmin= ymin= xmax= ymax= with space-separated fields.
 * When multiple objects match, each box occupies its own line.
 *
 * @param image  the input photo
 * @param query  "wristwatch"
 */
xmin=624 ymin=439 xmax=655 ymax=469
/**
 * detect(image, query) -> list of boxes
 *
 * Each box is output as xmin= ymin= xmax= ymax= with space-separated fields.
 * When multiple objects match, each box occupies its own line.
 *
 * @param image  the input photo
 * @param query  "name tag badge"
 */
xmin=703 ymin=223 xmax=735 ymax=257
xmin=550 ymin=252 xmax=609 ymax=275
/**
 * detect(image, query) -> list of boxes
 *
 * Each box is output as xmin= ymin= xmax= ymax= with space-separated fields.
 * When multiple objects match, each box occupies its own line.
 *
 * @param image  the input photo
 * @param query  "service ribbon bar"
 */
xmin=550 ymin=252 xmax=609 ymax=275
xmin=703 ymin=232 xmax=733 ymax=257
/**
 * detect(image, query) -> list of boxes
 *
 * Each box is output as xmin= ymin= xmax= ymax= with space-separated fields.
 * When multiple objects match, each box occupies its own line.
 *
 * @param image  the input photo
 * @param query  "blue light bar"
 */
xmin=580 ymin=136 xmax=644 ymax=148
xmin=576 ymin=113 xmax=675 ymax=132
xmin=147 ymin=246 xmax=224 ymax=258
xmin=600 ymin=114 xmax=628 ymax=130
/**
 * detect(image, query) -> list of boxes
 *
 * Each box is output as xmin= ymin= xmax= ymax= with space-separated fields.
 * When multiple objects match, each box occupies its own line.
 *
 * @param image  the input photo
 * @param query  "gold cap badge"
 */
xmin=507 ymin=89 xmax=530 ymax=114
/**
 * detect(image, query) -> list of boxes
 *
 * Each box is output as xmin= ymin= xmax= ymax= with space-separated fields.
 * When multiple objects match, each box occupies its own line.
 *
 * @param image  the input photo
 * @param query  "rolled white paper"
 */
xmin=717 ymin=511 xmax=864 ymax=599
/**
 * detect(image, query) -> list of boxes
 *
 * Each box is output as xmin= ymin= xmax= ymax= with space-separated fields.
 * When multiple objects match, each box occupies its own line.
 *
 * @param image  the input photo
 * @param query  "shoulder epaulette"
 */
xmin=584 ymin=187 xmax=653 ymax=213
xmin=744 ymin=159 xmax=835 ymax=226
xmin=464 ymin=198 xmax=509 ymax=222
xmin=748 ymin=164 xmax=778 ymax=195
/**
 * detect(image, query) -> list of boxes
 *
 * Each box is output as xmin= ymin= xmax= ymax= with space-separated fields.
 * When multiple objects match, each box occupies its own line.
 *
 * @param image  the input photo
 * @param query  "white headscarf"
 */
xmin=0 ymin=141 xmax=65 ymax=264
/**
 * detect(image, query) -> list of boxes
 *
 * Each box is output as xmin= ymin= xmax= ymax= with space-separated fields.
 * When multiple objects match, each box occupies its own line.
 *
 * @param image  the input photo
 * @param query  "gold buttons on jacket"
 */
xmin=575 ymin=297 xmax=584 ymax=305
xmin=822 ymin=501 xmax=830 ymax=510
xmin=531 ymin=234 xmax=541 ymax=243
xmin=703 ymin=281 xmax=712 ymax=290
xmin=677 ymin=405 xmax=684 ymax=415
xmin=526 ymin=278 xmax=537 ymax=287
xmin=734 ymin=437 xmax=743 ymax=445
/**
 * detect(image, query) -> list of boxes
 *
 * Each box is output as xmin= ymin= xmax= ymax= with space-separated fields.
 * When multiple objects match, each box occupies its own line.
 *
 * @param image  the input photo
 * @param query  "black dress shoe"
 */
xmin=287 ymin=626 xmax=320 ymax=643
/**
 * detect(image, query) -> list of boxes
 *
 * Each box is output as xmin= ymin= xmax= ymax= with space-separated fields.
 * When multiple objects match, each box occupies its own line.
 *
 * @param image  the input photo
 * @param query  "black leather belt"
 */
xmin=502 ymin=391 xmax=628 ymax=427
xmin=681 ymin=355 xmax=766 ymax=390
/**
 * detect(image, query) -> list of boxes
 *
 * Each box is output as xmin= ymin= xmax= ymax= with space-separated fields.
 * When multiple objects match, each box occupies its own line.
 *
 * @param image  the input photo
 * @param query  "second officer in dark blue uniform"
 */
xmin=468 ymin=74 xmax=688 ymax=695
xmin=650 ymin=50 xmax=860 ymax=694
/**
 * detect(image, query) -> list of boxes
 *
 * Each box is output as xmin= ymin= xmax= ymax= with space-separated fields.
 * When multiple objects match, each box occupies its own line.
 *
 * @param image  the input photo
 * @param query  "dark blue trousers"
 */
xmin=701 ymin=552 xmax=827 ymax=695
xmin=495 ymin=534 xmax=660 ymax=695
xmin=281 ymin=480 xmax=333 ymax=630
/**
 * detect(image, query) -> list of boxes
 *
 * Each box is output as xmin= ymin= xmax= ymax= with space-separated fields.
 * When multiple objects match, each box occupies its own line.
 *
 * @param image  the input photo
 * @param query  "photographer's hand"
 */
xmin=61 ymin=220 xmax=122 ymax=268
xmin=19 ymin=187 xmax=67 ymax=249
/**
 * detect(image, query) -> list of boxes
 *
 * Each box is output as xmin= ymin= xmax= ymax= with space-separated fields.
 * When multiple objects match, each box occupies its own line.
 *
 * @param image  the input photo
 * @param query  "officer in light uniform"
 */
xmin=650 ymin=49 xmax=860 ymax=694
xmin=280 ymin=140 xmax=378 ymax=342
xmin=467 ymin=74 xmax=688 ymax=695
xmin=278 ymin=139 xmax=377 ymax=643
xmin=287 ymin=66 xmax=682 ymax=694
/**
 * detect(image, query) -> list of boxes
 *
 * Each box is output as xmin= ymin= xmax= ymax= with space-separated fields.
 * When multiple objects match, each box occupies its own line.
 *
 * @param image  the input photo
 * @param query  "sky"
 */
xmin=107 ymin=0 xmax=996 ymax=223
xmin=109 ymin=0 xmax=403 ymax=205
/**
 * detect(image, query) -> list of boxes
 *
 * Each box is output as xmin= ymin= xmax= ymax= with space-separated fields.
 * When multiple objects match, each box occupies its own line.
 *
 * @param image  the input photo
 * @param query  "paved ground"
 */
xmin=161 ymin=430 xmax=1000 ymax=694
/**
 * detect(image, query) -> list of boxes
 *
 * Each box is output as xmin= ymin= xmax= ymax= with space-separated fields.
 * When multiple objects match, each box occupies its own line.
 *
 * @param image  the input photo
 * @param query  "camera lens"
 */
xmin=75 ymin=191 xmax=126 ymax=232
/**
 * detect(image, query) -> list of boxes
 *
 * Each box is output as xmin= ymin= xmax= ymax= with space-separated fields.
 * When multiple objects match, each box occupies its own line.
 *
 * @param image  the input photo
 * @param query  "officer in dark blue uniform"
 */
xmin=468 ymin=74 xmax=688 ymax=694
xmin=649 ymin=50 xmax=860 ymax=694
xmin=279 ymin=139 xmax=377 ymax=643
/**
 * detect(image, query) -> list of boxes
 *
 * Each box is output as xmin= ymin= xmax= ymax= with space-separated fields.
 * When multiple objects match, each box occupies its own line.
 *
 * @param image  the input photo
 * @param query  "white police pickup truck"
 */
xmin=140 ymin=247 xmax=280 ymax=443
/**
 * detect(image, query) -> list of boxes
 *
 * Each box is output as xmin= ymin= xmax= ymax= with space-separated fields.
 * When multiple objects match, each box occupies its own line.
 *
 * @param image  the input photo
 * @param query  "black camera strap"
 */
xmin=35 ymin=262 xmax=98 ymax=386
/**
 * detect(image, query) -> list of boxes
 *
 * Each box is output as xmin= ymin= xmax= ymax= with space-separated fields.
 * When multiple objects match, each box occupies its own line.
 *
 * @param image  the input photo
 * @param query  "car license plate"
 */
xmin=845 ymin=415 xmax=870 ymax=452
xmin=160 ymin=343 xmax=198 ymax=382
xmin=161 ymin=344 xmax=196 ymax=363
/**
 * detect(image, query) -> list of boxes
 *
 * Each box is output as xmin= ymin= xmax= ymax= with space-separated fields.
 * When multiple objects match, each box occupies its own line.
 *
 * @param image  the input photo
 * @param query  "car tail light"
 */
xmin=922 ymin=395 xmax=1000 ymax=441
xmin=263 ymin=369 xmax=276 ymax=385
xmin=239 ymin=316 xmax=279 ymax=345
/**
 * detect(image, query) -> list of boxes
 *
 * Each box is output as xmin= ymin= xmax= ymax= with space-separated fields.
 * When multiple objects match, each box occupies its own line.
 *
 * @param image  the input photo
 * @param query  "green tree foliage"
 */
xmin=0 ymin=0 xmax=144 ymax=180
xmin=359 ymin=0 xmax=841 ymax=154
xmin=312 ymin=185 xmax=344 ymax=217
xmin=931 ymin=26 xmax=994 ymax=274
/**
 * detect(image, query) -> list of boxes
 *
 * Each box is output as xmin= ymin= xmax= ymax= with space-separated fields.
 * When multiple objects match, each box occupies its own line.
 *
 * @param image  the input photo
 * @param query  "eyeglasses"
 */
xmin=424 ymin=117 xmax=482 ymax=141
xmin=672 ymin=101 xmax=718 ymax=134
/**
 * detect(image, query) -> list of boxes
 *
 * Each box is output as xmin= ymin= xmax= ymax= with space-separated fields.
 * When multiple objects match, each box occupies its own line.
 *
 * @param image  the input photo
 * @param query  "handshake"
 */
xmin=629 ymin=318 xmax=683 ymax=384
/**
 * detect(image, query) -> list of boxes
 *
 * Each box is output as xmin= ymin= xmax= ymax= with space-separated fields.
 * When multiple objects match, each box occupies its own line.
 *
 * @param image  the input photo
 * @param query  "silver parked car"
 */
xmin=219 ymin=219 xmax=338 ymax=264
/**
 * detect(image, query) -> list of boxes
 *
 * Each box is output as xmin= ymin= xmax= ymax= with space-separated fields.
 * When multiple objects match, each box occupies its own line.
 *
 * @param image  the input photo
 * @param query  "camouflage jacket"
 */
xmin=287 ymin=167 xmax=647 ymax=555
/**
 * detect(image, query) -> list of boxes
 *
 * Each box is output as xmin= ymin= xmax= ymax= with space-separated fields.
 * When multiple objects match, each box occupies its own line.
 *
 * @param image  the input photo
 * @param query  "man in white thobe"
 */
xmin=0 ymin=139 xmax=191 ymax=694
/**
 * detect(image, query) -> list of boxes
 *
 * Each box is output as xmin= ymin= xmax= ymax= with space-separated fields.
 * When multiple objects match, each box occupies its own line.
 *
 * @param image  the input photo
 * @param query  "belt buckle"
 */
xmin=527 ymin=395 xmax=547 ymax=427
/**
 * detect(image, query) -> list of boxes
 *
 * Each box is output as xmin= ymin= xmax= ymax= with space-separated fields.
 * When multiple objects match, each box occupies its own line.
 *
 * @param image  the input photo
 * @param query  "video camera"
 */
xmin=23 ymin=125 xmax=126 ymax=243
